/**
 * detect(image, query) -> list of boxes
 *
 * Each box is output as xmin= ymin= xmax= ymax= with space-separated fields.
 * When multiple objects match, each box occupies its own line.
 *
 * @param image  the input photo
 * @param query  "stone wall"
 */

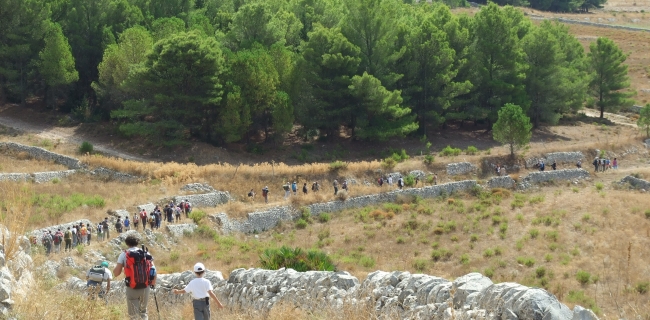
xmin=166 ymin=223 xmax=198 ymax=237
xmin=526 ymin=151 xmax=584 ymax=167
xmin=0 ymin=173 xmax=30 ymax=182
xmin=89 ymin=167 xmax=141 ymax=182
xmin=486 ymin=176 xmax=515 ymax=189
xmin=0 ymin=142 xmax=82 ymax=169
xmin=446 ymin=162 xmax=476 ymax=175
xmin=0 ymin=227 xmax=34 ymax=316
xmin=215 ymin=180 xmax=477 ymax=234
xmin=172 ymin=191 xmax=231 ymax=208
xmin=518 ymin=169 xmax=590 ymax=190
xmin=136 ymin=203 xmax=156 ymax=214
xmin=620 ymin=175 xmax=650 ymax=190
xmin=33 ymin=170 xmax=77 ymax=183
xmin=30 ymin=219 xmax=92 ymax=238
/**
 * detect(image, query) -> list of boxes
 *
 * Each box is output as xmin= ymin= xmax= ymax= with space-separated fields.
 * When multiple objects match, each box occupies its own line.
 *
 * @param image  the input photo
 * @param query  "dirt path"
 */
xmin=0 ymin=114 xmax=146 ymax=162
xmin=579 ymin=108 xmax=638 ymax=127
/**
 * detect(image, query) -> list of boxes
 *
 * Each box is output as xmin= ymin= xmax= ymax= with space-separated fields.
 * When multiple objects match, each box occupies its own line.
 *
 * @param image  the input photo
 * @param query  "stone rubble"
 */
xmin=89 ymin=167 xmax=141 ymax=182
xmin=166 ymin=223 xmax=198 ymax=238
xmin=526 ymin=152 xmax=584 ymax=168
xmin=0 ymin=227 xmax=34 ymax=316
xmin=171 ymin=192 xmax=231 ymax=208
xmin=619 ymin=175 xmax=650 ymax=190
xmin=486 ymin=176 xmax=516 ymax=189
xmin=32 ymin=170 xmax=77 ymax=183
xmin=180 ymin=183 xmax=217 ymax=193
xmin=517 ymin=169 xmax=590 ymax=190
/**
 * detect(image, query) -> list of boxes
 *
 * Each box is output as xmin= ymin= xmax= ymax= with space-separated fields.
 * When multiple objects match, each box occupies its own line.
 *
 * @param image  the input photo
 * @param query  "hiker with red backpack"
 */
xmin=113 ymin=235 xmax=156 ymax=319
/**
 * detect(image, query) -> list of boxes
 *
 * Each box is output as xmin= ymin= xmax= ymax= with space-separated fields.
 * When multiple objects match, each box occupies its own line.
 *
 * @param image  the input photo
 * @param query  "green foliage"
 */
xmin=259 ymin=246 xmax=337 ymax=272
xmin=39 ymin=21 xmax=79 ymax=108
xmin=516 ymin=256 xmax=536 ymax=267
xmin=404 ymin=175 xmax=415 ymax=187
xmin=588 ymin=37 xmax=634 ymax=119
xmin=493 ymin=104 xmax=533 ymax=156
xmin=465 ymin=146 xmax=479 ymax=155
xmin=423 ymin=155 xmax=435 ymax=165
xmin=79 ymin=141 xmax=93 ymax=154
xmin=567 ymin=291 xmax=601 ymax=315
xmin=329 ymin=161 xmax=347 ymax=171
xmin=637 ymin=104 xmax=650 ymax=138
xmin=318 ymin=213 xmax=331 ymax=223
xmin=189 ymin=210 xmax=207 ymax=224
xmin=635 ymin=281 xmax=649 ymax=294
xmin=440 ymin=145 xmax=461 ymax=157
xmin=295 ymin=219 xmax=308 ymax=229
xmin=576 ymin=270 xmax=591 ymax=284
xmin=31 ymin=193 xmax=105 ymax=221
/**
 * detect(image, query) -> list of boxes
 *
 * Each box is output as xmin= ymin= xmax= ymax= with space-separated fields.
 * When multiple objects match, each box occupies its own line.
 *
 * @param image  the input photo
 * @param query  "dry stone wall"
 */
xmin=620 ymin=175 xmax=650 ymax=190
xmin=30 ymin=219 xmax=92 ymax=238
xmin=526 ymin=152 xmax=584 ymax=167
xmin=215 ymin=180 xmax=477 ymax=234
xmin=518 ymin=169 xmax=590 ymax=190
xmin=33 ymin=170 xmax=77 ymax=183
xmin=172 ymin=192 xmax=230 ymax=207
xmin=0 ymin=173 xmax=30 ymax=182
xmin=446 ymin=162 xmax=476 ymax=175
xmin=486 ymin=176 xmax=515 ymax=189
xmin=0 ymin=142 xmax=82 ymax=169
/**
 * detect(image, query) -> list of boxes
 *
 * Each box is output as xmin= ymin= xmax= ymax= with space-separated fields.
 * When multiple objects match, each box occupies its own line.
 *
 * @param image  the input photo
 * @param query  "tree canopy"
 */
xmin=0 ymin=0 xmax=630 ymax=148
xmin=492 ymin=103 xmax=533 ymax=156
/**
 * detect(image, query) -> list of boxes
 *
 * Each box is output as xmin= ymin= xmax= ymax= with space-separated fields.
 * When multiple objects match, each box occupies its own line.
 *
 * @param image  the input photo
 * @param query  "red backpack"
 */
xmin=124 ymin=248 xmax=153 ymax=289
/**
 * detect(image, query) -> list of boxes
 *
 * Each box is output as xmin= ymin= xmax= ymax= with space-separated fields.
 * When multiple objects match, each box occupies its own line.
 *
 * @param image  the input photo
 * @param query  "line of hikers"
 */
xmin=593 ymin=157 xmax=617 ymax=172
xmin=38 ymin=200 xmax=193 ymax=255
xmin=250 ymin=174 xmax=438 ymax=204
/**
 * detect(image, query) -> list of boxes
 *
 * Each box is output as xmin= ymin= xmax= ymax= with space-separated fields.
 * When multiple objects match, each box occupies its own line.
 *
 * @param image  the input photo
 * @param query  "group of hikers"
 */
xmin=249 ymin=174 xmax=439 ymax=204
xmin=592 ymin=157 xmax=617 ymax=172
xmin=38 ymin=200 xmax=193 ymax=256
xmin=85 ymin=234 xmax=223 ymax=319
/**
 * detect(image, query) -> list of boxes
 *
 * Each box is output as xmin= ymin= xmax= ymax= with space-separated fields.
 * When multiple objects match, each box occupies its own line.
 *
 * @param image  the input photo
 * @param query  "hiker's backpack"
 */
xmin=262 ymin=189 xmax=268 ymax=196
xmin=42 ymin=235 xmax=51 ymax=246
xmin=87 ymin=265 xmax=106 ymax=282
xmin=64 ymin=230 xmax=72 ymax=240
xmin=53 ymin=233 xmax=62 ymax=244
xmin=124 ymin=248 xmax=153 ymax=289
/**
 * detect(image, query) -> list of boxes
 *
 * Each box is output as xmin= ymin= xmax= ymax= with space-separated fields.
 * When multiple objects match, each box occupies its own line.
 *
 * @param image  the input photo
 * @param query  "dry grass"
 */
xmin=0 ymin=153 xmax=68 ymax=172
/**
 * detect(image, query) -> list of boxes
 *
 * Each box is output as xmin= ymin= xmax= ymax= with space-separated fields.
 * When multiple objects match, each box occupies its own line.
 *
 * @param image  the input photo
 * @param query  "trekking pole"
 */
xmin=152 ymin=285 xmax=161 ymax=320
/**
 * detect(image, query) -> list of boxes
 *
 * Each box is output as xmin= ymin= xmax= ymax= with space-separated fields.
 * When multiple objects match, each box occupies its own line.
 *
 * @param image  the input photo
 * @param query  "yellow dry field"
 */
xmin=0 ymin=153 xmax=68 ymax=172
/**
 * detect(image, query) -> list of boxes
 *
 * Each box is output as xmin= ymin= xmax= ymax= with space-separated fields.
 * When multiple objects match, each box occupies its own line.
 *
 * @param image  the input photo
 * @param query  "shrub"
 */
xmin=483 ymin=249 xmax=494 ymax=258
xmin=396 ymin=236 xmax=406 ymax=244
xmin=460 ymin=254 xmax=470 ymax=265
xmin=645 ymin=210 xmax=650 ymax=219
xmin=535 ymin=267 xmax=546 ymax=278
xmin=529 ymin=229 xmax=539 ymax=239
xmin=336 ymin=190 xmax=348 ymax=201
xmin=412 ymin=259 xmax=427 ymax=272
xmin=423 ymin=155 xmax=435 ymax=165
xmin=259 ymin=246 xmax=336 ymax=271
xmin=484 ymin=267 xmax=495 ymax=278
xmin=329 ymin=161 xmax=347 ymax=171
xmin=189 ymin=210 xmax=207 ymax=224
xmin=170 ymin=251 xmax=180 ymax=262
xmin=404 ymin=174 xmax=415 ymax=187
xmin=465 ymin=146 xmax=479 ymax=155
xmin=79 ymin=141 xmax=93 ymax=154
xmin=595 ymin=182 xmax=604 ymax=191
xmin=431 ymin=248 xmax=452 ymax=261
xmin=470 ymin=234 xmax=479 ymax=242
xmin=576 ymin=270 xmax=591 ymax=285
xmin=381 ymin=157 xmax=397 ymax=170
xmin=635 ymin=281 xmax=649 ymax=294
xmin=516 ymin=256 xmax=535 ymax=267
xmin=318 ymin=213 xmax=331 ymax=223
xmin=567 ymin=290 xmax=601 ymax=315
xmin=295 ymin=219 xmax=308 ymax=229
xmin=440 ymin=145 xmax=461 ymax=156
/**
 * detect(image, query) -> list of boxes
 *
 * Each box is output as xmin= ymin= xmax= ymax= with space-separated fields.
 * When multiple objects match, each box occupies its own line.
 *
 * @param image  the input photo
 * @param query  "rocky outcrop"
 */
xmin=33 ymin=170 xmax=77 ymax=183
xmin=446 ymin=162 xmax=476 ymax=175
xmin=620 ymin=175 xmax=650 ymax=190
xmin=136 ymin=203 xmax=156 ymax=214
xmin=180 ymin=183 xmax=217 ymax=193
xmin=518 ymin=169 xmax=590 ymax=190
xmin=0 ymin=142 xmax=82 ymax=169
xmin=0 ymin=227 xmax=34 ymax=316
xmin=215 ymin=180 xmax=477 ymax=234
xmin=486 ymin=176 xmax=515 ymax=189
xmin=166 ymin=223 xmax=198 ymax=237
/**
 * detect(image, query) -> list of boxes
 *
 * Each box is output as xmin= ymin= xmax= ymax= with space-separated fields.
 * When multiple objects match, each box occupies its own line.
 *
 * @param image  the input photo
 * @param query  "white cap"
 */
xmin=194 ymin=262 xmax=206 ymax=272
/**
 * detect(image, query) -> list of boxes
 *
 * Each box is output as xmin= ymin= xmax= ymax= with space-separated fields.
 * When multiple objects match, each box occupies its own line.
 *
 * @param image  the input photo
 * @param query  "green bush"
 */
xmin=259 ymin=246 xmax=337 ymax=271
xmin=635 ymin=281 xmax=649 ymax=294
xmin=412 ymin=259 xmax=427 ymax=271
xmin=535 ymin=267 xmax=546 ymax=278
xmin=529 ymin=229 xmax=539 ymax=239
xmin=79 ymin=141 xmax=93 ymax=154
xmin=318 ymin=213 xmax=331 ymax=223
xmin=431 ymin=248 xmax=452 ymax=261
xmin=295 ymin=219 xmax=308 ymax=229
xmin=31 ymin=193 xmax=105 ymax=220
xmin=359 ymin=256 xmax=375 ymax=268
xmin=329 ymin=161 xmax=347 ymax=171
xmin=404 ymin=174 xmax=415 ymax=187
xmin=440 ymin=145 xmax=461 ymax=156
xmin=576 ymin=270 xmax=591 ymax=285
xmin=595 ymin=182 xmax=604 ymax=191
xmin=516 ymin=256 xmax=535 ymax=267
xmin=189 ymin=210 xmax=207 ymax=224
xmin=567 ymin=290 xmax=601 ymax=315
xmin=423 ymin=154 xmax=435 ymax=165
xmin=465 ymin=146 xmax=479 ymax=155
xmin=460 ymin=254 xmax=470 ymax=265
xmin=645 ymin=210 xmax=650 ymax=219
xmin=381 ymin=157 xmax=397 ymax=170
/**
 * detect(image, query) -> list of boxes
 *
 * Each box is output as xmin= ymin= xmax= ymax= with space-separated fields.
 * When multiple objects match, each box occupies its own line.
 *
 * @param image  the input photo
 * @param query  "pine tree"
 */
xmin=492 ymin=103 xmax=532 ymax=156
xmin=588 ymin=37 xmax=634 ymax=119
xmin=39 ymin=21 xmax=79 ymax=109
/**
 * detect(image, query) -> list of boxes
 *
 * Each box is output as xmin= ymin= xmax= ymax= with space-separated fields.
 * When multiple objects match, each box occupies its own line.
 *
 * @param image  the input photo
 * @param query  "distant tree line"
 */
xmin=0 ymin=0 xmax=632 ymax=146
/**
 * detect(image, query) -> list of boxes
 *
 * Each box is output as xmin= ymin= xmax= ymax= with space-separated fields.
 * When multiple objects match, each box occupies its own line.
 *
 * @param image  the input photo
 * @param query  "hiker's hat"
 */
xmin=194 ymin=262 xmax=206 ymax=272
xmin=101 ymin=261 xmax=109 ymax=267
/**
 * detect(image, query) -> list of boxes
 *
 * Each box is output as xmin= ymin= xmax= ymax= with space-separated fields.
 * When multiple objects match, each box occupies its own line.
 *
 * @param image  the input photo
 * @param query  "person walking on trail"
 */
xmin=115 ymin=218 xmax=123 ymax=233
xmin=248 ymin=189 xmax=256 ymax=201
xmin=113 ymin=235 xmax=156 ymax=320
xmin=282 ymin=182 xmax=290 ymax=199
xmin=165 ymin=205 xmax=173 ymax=224
xmin=124 ymin=217 xmax=131 ymax=232
xmin=291 ymin=181 xmax=298 ymax=196
xmin=155 ymin=210 xmax=162 ymax=229
xmin=342 ymin=180 xmax=348 ymax=192
xmin=71 ymin=225 xmax=77 ymax=247
xmin=551 ymin=160 xmax=557 ymax=171
xmin=140 ymin=210 xmax=148 ymax=231
xmin=172 ymin=262 xmax=224 ymax=320
xmin=133 ymin=214 xmax=139 ymax=230
xmin=262 ymin=186 xmax=269 ymax=203
xmin=378 ymin=177 xmax=384 ymax=187
xmin=64 ymin=227 xmax=73 ymax=252
xmin=593 ymin=157 xmax=599 ymax=172
xmin=387 ymin=176 xmax=393 ymax=187
xmin=97 ymin=223 xmax=104 ymax=242
xmin=184 ymin=200 xmax=192 ymax=218
xmin=613 ymin=157 xmax=618 ymax=169
xmin=302 ymin=183 xmax=308 ymax=195
xmin=149 ymin=216 xmax=156 ymax=229
xmin=576 ymin=160 xmax=582 ymax=168
xmin=80 ymin=224 xmax=88 ymax=246
xmin=42 ymin=231 xmax=53 ymax=256
xmin=397 ymin=177 xmax=404 ymax=190
xmin=433 ymin=173 xmax=438 ymax=186
xmin=102 ymin=218 xmax=110 ymax=240
xmin=333 ymin=179 xmax=339 ymax=195
xmin=312 ymin=181 xmax=320 ymax=192
xmin=175 ymin=205 xmax=182 ymax=223
xmin=53 ymin=229 xmax=63 ymax=254
xmin=87 ymin=261 xmax=112 ymax=300
xmin=87 ymin=223 xmax=92 ymax=245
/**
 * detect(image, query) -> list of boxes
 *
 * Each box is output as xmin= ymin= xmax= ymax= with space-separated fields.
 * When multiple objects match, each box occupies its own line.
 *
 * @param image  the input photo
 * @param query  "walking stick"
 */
xmin=152 ymin=285 xmax=161 ymax=319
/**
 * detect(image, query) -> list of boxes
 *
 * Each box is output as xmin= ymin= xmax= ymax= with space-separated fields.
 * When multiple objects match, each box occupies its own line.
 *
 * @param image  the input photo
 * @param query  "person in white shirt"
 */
xmin=86 ymin=261 xmax=112 ymax=299
xmin=173 ymin=262 xmax=223 ymax=320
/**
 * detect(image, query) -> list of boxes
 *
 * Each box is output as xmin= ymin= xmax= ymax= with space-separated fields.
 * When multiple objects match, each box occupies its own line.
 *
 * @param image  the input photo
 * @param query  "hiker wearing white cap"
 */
xmin=173 ymin=262 xmax=223 ymax=320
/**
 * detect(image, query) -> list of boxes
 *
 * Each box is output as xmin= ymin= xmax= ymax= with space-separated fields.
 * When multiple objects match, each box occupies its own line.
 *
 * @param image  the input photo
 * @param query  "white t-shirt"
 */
xmin=183 ymin=277 xmax=213 ymax=299
xmin=87 ymin=267 xmax=113 ymax=281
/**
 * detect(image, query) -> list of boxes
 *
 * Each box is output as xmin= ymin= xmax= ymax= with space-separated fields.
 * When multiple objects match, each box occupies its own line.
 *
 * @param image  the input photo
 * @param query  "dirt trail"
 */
xmin=0 ymin=115 xmax=146 ymax=162
xmin=579 ymin=108 xmax=638 ymax=127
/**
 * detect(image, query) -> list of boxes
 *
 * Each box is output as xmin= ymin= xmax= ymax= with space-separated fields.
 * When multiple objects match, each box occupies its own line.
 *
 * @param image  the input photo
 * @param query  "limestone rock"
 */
xmin=446 ymin=162 xmax=475 ymax=175
xmin=166 ymin=224 xmax=198 ymax=238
